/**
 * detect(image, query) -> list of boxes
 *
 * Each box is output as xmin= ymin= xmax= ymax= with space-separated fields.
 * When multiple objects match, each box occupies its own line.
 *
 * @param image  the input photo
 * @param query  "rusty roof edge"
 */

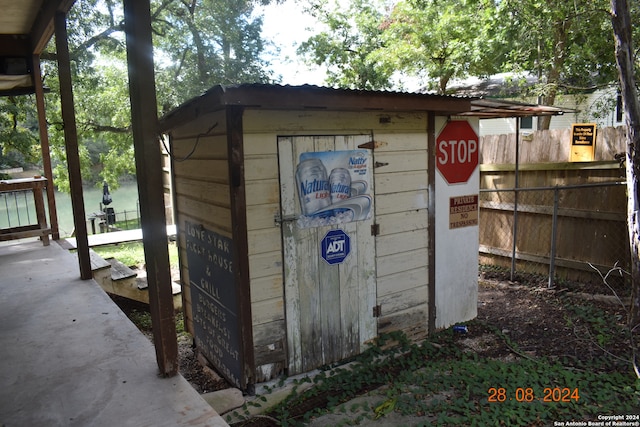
xmin=461 ymin=98 xmax=575 ymax=118
xmin=159 ymin=83 xmax=476 ymax=131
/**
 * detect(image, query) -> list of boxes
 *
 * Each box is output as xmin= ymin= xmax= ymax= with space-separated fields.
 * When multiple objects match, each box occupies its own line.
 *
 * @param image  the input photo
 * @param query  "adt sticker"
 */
xmin=321 ymin=229 xmax=351 ymax=265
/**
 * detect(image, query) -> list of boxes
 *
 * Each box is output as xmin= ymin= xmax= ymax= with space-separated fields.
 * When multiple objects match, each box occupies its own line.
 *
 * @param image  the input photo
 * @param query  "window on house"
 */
xmin=520 ymin=116 xmax=533 ymax=129
xmin=616 ymin=93 xmax=623 ymax=123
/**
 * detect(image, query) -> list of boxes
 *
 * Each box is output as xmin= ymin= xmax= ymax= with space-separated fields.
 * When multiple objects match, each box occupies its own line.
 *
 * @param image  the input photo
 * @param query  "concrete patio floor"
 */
xmin=0 ymin=239 xmax=229 ymax=427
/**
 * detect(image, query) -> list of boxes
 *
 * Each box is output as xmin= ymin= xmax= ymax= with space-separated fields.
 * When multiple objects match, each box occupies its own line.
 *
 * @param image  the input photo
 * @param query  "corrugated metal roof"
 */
xmin=160 ymin=84 xmax=567 ymax=131
xmin=160 ymin=83 xmax=476 ymax=131
xmin=465 ymin=98 xmax=570 ymax=118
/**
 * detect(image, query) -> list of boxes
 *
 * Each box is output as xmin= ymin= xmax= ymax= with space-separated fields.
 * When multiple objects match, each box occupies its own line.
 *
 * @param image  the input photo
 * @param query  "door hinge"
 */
xmin=372 ymin=305 xmax=382 ymax=318
xmin=374 ymin=161 xmax=389 ymax=168
xmin=371 ymin=223 xmax=380 ymax=236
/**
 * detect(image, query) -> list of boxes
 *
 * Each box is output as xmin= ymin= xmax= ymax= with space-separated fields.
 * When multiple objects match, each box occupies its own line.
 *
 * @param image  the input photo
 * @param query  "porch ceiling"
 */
xmin=0 ymin=0 xmax=75 ymax=95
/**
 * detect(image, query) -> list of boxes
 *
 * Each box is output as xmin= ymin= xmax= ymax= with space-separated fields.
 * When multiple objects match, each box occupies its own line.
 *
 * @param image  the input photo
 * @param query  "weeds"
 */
xmin=230 ymin=324 xmax=639 ymax=427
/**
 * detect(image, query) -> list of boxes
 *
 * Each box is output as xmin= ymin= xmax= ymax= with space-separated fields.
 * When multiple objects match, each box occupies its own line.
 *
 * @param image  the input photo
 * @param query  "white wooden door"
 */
xmin=278 ymin=135 xmax=377 ymax=374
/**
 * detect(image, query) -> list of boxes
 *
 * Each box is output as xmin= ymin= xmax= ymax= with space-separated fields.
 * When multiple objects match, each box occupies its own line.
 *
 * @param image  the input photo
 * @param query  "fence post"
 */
xmin=548 ymin=186 xmax=560 ymax=288
xmin=510 ymin=118 xmax=521 ymax=281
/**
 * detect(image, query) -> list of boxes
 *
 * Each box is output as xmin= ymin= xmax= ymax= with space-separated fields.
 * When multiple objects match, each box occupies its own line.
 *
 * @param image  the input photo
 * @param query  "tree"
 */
xmin=0 ymin=96 xmax=40 ymax=171
xmin=382 ymin=0 xmax=504 ymax=94
xmin=39 ymin=0 xmax=275 ymax=191
xmin=610 ymin=0 xmax=640 ymax=377
xmin=498 ymin=0 xmax=617 ymax=129
xmin=297 ymin=0 xmax=395 ymax=90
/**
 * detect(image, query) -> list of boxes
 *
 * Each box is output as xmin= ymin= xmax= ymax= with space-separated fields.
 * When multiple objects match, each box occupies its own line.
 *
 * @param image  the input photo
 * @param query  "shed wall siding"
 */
xmin=373 ymin=133 xmax=429 ymax=340
xmin=242 ymin=131 xmax=286 ymax=381
xmin=169 ymin=110 xmax=230 ymax=336
xmin=242 ymin=110 xmax=432 ymax=380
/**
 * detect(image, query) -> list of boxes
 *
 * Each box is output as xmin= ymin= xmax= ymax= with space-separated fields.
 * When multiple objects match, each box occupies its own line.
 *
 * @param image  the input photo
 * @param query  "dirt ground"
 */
xmin=113 ymin=270 xmax=633 ymax=396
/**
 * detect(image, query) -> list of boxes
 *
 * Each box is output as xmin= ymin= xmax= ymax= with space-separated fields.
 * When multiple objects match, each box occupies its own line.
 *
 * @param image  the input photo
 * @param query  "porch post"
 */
xmin=123 ymin=0 xmax=178 ymax=376
xmin=54 ymin=11 xmax=91 ymax=279
xmin=32 ymin=55 xmax=60 ymax=241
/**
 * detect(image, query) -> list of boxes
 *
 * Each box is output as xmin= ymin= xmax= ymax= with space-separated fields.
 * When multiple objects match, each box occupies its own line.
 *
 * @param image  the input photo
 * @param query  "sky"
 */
xmin=257 ymin=0 xmax=328 ymax=86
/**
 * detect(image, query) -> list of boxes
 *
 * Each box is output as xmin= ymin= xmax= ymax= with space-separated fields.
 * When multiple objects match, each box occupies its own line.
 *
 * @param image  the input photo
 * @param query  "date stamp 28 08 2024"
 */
xmin=487 ymin=388 xmax=639 ymax=426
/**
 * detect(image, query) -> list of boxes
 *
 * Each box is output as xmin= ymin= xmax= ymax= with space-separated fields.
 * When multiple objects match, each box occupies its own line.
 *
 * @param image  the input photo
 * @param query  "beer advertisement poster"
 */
xmin=295 ymin=150 xmax=372 ymax=228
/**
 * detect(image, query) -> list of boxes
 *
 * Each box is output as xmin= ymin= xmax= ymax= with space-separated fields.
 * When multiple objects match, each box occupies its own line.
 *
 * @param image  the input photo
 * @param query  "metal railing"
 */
xmin=87 ymin=204 xmax=141 ymax=234
xmin=0 ymin=190 xmax=37 ymax=229
xmin=479 ymin=181 xmax=630 ymax=287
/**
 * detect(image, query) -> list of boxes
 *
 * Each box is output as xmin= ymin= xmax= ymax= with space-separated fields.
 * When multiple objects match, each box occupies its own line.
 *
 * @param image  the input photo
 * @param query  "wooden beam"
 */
xmin=123 ymin=0 xmax=178 ymax=377
xmin=31 ymin=0 xmax=76 ymax=55
xmin=0 ymin=35 xmax=31 ymax=56
xmin=227 ymin=105 xmax=256 ymax=391
xmin=32 ymin=54 xmax=60 ymax=240
xmin=427 ymin=112 xmax=436 ymax=334
xmin=54 ymin=11 xmax=91 ymax=279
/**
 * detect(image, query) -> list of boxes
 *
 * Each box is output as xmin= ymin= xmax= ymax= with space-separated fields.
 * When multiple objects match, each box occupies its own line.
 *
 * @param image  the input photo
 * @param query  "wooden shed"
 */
xmin=159 ymin=84 xmax=481 ymax=391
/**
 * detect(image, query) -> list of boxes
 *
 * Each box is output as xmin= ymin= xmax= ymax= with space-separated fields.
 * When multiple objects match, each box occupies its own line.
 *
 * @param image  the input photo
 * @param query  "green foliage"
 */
xmin=297 ymin=0 xmax=395 ymax=90
xmin=92 ymin=241 xmax=179 ymax=269
xmin=235 ymin=323 xmax=638 ymax=426
xmin=36 ymin=0 xmax=276 ymax=192
xmin=383 ymin=0 xmax=505 ymax=94
xmin=0 ymin=96 xmax=40 ymax=169
xmin=496 ymin=0 xmax=617 ymax=108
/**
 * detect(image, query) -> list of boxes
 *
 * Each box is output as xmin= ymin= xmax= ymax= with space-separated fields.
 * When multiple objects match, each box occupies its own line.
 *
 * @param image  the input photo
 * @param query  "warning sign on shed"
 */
xmin=449 ymin=195 xmax=478 ymax=229
xmin=570 ymin=123 xmax=596 ymax=162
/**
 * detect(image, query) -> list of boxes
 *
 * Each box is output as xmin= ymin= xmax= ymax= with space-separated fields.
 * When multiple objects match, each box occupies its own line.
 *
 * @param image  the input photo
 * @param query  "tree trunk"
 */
xmin=611 ymin=0 xmax=640 ymax=377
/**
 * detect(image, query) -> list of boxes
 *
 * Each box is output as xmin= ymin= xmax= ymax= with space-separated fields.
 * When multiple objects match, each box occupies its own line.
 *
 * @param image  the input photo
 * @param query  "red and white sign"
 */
xmin=436 ymin=121 xmax=479 ymax=184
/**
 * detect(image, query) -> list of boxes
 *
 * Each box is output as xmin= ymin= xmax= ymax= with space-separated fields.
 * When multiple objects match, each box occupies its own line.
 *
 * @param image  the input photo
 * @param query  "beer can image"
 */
xmin=329 ymin=168 xmax=351 ymax=204
xmin=296 ymin=158 xmax=331 ymax=215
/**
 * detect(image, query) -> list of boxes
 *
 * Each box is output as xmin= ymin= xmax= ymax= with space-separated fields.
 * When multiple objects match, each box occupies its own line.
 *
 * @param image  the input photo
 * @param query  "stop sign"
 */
xmin=436 ymin=121 xmax=479 ymax=184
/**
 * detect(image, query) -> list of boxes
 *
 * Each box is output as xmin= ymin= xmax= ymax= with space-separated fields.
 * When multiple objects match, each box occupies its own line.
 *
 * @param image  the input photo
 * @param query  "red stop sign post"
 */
xmin=436 ymin=121 xmax=479 ymax=184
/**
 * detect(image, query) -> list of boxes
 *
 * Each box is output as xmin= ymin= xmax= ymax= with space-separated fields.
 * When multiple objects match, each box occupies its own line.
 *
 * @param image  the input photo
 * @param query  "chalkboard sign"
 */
xmin=185 ymin=221 xmax=243 ymax=388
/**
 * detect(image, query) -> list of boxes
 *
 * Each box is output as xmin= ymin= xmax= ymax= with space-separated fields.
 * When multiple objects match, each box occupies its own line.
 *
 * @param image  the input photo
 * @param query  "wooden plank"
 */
xmin=375 ymin=170 xmax=428 ymax=195
xmin=176 ymin=195 xmax=232 ymax=228
xmin=167 ymin=110 xmax=227 ymax=140
xmin=377 ymin=248 xmax=428 ymax=278
xmin=246 ymin=203 xmax=279 ymax=231
xmin=172 ymin=159 xmax=229 ymax=182
xmin=376 ymin=190 xmax=429 ymax=215
xmin=377 ymin=304 xmax=428 ymax=341
xmin=480 ymin=200 xmax=626 ymax=221
xmin=244 ymin=155 xmax=279 ymax=181
xmin=89 ymin=249 xmax=111 ymax=271
xmin=124 ymin=0 xmax=177 ymax=376
xmin=377 ymin=267 xmax=428 ymax=298
xmin=480 ymin=160 xmax=621 ymax=172
xmin=251 ymin=298 xmax=285 ymax=325
xmin=169 ymin=134 xmax=228 ymax=159
xmin=374 ymin=150 xmax=428 ymax=174
xmin=372 ymin=133 xmax=428 ymax=152
xmin=243 ymin=110 xmax=428 ymax=134
xmin=108 ymin=258 xmax=137 ymax=281
xmin=54 ymin=12 xmax=90 ymax=279
xmin=377 ymin=286 xmax=428 ymax=316
xmin=249 ymin=251 xmax=283 ymax=280
xmin=278 ymin=136 xmax=303 ymax=374
xmin=33 ymin=56 xmax=60 ymax=241
xmin=376 ymin=229 xmax=429 ymax=258
xmin=249 ymin=275 xmax=283 ymax=303
xmin=243 ymin=134 xmax=279 ymax=156
xmin=174 ymin=177 xmax=230 ymax=207
xmin=245 ymin=178 xmax=280 ymax=206
xmin=247 ymin=228 xmax=281 ymax=255
xmin=65 ymin=225 xmax=177 ymax=249
xmin=376 ymin=210 xmax=428 ymax=236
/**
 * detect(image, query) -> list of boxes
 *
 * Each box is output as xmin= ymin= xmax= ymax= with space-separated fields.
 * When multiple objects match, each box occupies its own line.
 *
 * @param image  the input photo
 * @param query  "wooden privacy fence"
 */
xmin=479 ymin=126 xmax=630 ymax=286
